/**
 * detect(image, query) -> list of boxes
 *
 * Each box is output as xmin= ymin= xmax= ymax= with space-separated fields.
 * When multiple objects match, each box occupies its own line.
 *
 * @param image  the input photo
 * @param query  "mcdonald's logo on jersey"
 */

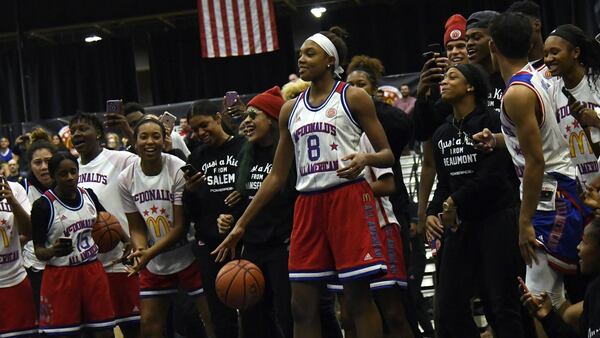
xmin=362 ymin=193 xmax=372 ymax=202
xmin=146 ymin=215 xmax=171 ymax=238
xmin=569 ymin=131 xmax=593 ymax=157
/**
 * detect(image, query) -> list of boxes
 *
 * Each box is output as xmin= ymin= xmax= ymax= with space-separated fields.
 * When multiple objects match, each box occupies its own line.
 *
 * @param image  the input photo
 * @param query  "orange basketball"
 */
xmin=215 ymin=259 xmax=265 ymax=309
xmin=92 ymin=211 xmax=125 ymax=253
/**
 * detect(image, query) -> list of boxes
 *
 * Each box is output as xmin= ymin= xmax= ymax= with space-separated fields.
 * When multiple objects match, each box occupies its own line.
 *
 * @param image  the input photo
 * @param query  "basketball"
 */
xmin=92 ymin=211 xmax=124 ymax=253
xmin=215 ymin=259 xmax=265 ymax=309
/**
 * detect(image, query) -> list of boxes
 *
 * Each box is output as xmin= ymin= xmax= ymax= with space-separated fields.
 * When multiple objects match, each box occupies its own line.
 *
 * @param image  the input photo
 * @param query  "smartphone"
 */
xmin=225 ymin=91 xmax=239 ymax=107
xmin=181 ymin=164 xmax=199 ymax=177
xmin=422 ymin=43 xmax=443 ymax=60
xmin=58 ymin=237 xmax=72 ymax=246
xmin=106 ymin=99 xmax=123 ymax=115
xmin=159 ymin=111 xmax=177 ymax=131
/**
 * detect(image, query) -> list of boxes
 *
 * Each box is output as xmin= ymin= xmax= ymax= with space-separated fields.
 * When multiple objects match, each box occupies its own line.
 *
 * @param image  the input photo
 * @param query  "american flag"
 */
xmin=197 ymin=0 xmax=279 ymax=58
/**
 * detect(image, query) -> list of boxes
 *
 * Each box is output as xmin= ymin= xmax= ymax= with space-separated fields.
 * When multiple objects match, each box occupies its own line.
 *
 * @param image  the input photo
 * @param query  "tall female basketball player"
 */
xmin=214 ymin=27 xmax=394 ymax=338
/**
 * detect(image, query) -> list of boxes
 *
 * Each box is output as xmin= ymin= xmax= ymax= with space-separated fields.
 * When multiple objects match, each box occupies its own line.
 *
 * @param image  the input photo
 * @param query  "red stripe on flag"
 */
xmin=256 ymin=0 xmax=267 ymax=53
xmin=219 ymin=0 xmax=232 ymax=57
xmin=207 ymin=0 xmax=220 ymax=57
xmin=244 ymin=0 xmax=255 ymax=54
xmin=197 ymin=0 xmax=208 ymax=57
xmin=268 ymin=0 xmax=278 ymax=49
xmin=232 ymin=0 xmax=243 ymax=55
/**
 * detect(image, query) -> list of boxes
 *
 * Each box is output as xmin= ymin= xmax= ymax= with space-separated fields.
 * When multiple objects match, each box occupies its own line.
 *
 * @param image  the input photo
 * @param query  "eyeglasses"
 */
xmin=245 ymin=110 xmax=260 ymax=120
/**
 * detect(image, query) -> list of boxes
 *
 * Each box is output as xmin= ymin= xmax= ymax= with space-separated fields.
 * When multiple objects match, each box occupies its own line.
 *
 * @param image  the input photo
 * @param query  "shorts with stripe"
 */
xmin=106 ymin=272 xmax=140 ymax=325
xmin=0 ymin=276 xmax=38 ymax=337
xmin=532 ymin=173 xmax=592 ymax=274
xmin=327 ymin=223 xmax=407 ymax=292
xmin=289 ymin=180 xmax=387 ymax=283
xmin=139 ymin=260 xmax=203 ymax=298
xmin=39 ymin=260 xmax=115 ymax=336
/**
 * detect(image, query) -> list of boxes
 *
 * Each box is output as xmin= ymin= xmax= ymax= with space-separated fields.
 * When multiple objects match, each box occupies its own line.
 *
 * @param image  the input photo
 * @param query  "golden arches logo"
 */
xmin=569 ymin=131 xmax=593 ymax=157
xmin=0 ymin=227 xmax=9 ymax=248
xmin=146 ymin=215 xmax=171 ymax=238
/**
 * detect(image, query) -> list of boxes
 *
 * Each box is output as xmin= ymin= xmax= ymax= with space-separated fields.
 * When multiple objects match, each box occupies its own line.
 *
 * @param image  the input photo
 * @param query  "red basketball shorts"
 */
xmin=40 ymin=260 xmax=115 ymax=335
xmin=139 ymin=260 xmax=203 ymax=298
xmin=370 ymin=223 xmax=408 ymax=290
xmin=0 ymin=276 xmax=37 ymax=337
xmin=107 ymin=272 xmax=141 ymax=326
xmin=289 ymin=180 xmax=387 ymax=283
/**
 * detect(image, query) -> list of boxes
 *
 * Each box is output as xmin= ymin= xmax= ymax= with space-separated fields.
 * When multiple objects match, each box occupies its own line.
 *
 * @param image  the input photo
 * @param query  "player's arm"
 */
xmin=369 ymin=173 xmax=395 ymax=197
xmin=1 ymin=181 xmax=32 ymax=238
xmin=125 ymin=212 xmax=149 ymax=252
xmin=212 ymin=100 xmax=296 ymax=261
xmin=505 ymin=85 xmax=545 ymax=266
xmin=340 ymin=87 xmax=394 ymax=175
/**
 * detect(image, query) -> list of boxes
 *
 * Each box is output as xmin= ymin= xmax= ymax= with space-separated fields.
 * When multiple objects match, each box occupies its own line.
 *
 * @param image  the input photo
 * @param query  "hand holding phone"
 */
xmin=106 ymin=99 xmax=123 ymax=115
xmin=225 ymin=91 xmax=240 ymax=107
xmin=181 ymin=164 xmax=199 ymax=177
xmin=517 ymin=276 xmax=539 ymax=307
xmin=159 ymin=111 xmax=177 ymax=131
xmin=54 ymin=237 xmax=73 ymax=257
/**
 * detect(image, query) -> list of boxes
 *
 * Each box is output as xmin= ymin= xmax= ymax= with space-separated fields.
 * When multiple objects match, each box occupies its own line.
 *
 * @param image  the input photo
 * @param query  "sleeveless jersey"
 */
xmin=42 ymin=188 xmax=99 ymax=267
xmin=360 ymin=134 xmax=398 ymax=228
xmin=289 ymin=81 xmax=363 ymax=192
xmin=118 ymin=153 xmax=194 ymax=275
xmin=500 ymin=63 xmax=575 ymax=211
xmin=552 ymin=75 xmax=600 ymax=187
xmin=78 ymin=148 xmax=137 ymax=273
xmin=22 ymin=179 xmax=46 ymax=270
xmin=0 ymin=182 xmax=31 ymax=288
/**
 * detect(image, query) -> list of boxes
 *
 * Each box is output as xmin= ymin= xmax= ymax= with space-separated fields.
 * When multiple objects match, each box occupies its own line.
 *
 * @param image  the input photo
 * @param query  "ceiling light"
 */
xmin=84 ymin=35 xmax=102 ymax=43
xmin=311 ymin=7 xmax=326 ymax=18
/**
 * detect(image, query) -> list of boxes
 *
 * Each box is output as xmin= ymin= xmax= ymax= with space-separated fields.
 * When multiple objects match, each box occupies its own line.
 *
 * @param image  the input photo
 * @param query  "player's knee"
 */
xmin=140 ymin=314 xmax=164 ymax=337
xmin=290 ymin=293 xmax=318 ymax=324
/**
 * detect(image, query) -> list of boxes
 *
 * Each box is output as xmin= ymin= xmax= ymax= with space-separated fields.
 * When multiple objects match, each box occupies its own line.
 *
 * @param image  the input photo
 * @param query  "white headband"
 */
xmin=307 ymin=33 xmax=344 ymax=78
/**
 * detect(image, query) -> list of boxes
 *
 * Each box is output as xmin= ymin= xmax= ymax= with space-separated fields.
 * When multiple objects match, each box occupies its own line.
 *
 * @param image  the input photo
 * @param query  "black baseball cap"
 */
xmin=467 ymin=10 xmax=499 ymax=30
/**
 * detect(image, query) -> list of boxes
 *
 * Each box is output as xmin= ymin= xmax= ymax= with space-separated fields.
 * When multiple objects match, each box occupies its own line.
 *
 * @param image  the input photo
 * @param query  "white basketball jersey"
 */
xmin=0 ymin=182 xmax=31 ymax=288
xmin=552 ymin=75 xmax=600 ymax=187
xmin=360 ymin=135 xmax=398 ymax=228
xmin=23 ymin=179 xmax=46 ymax=270
xmin=500 ymin=63 xmax=575 ymax=211
xmin=79 ymin=148 xmax=137 ymax=273
xmin=118 ymin=153 xmax=194 ymax=275
xmin=289 ymin=81 xmax=363 ymax=192
xmin=42 ymin=188 xmax=99 ymax=267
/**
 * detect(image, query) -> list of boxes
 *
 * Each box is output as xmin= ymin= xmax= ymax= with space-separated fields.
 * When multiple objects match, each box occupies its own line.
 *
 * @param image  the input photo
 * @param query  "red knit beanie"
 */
xmin=248 ymin=86 xmax=285 ymax=120
xmin=444 ymin=14 xmax=467 ymax=46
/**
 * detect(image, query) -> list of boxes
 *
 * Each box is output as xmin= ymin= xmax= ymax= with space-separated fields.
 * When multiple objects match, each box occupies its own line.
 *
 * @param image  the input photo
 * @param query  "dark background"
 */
xmin=0 ymin=0 xmax=598 ymax=131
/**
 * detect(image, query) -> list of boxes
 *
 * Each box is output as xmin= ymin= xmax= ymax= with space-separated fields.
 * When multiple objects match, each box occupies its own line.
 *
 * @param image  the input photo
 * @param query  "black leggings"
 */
xmin=435 ymin=207 xmax=524 ymax=338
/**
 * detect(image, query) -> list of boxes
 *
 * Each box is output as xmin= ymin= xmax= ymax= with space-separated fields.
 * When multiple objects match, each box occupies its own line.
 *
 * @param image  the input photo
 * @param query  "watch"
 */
xmin=443 ymin=200 xmax=455 ymax=212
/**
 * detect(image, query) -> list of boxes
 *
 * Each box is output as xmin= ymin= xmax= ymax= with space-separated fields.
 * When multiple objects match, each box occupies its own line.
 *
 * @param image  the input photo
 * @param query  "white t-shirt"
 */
xmin=0 ymin=182 xmax=31 ymax=288
xmin=552 ymin=75 xmax=600 ymax=187
xmin=118 ymin=153 xmax=194 ymax=275
xmin=171 ymin=131 xmax=190 ymax=158
xmin=360 ymin=135 xmax=398 ymax=228
xmin=22 ymin=179 xmax=46 ymax=270
xmin=78 ymin=148 xmax=137 ymax=273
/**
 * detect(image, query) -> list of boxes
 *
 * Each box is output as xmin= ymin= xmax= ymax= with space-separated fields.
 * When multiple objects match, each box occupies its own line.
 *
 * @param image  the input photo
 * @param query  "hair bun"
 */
xmin=30 ymin=128 xmax=52 ymax=143
xmin=328 ymin=26 xmax=349 ymax=40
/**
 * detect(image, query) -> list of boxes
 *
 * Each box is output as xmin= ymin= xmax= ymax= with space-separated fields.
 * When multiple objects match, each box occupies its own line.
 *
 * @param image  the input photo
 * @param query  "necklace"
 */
xmin=451 ymin=117 xmax=474 ymax=143
xmin=451 ymin=117 xmax=464 ymax=137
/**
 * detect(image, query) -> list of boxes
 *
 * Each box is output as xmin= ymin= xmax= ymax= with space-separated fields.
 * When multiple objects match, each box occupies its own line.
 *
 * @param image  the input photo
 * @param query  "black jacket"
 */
xmin=540 ymin=276 xmax=600 ymax=338
xmin=237 ymin=143 xmax=296 ymax=246
xmin=183 ymin=136 xmax=246 ymax=248
xmin=426 ymin=105 xmax=518 ymax=222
